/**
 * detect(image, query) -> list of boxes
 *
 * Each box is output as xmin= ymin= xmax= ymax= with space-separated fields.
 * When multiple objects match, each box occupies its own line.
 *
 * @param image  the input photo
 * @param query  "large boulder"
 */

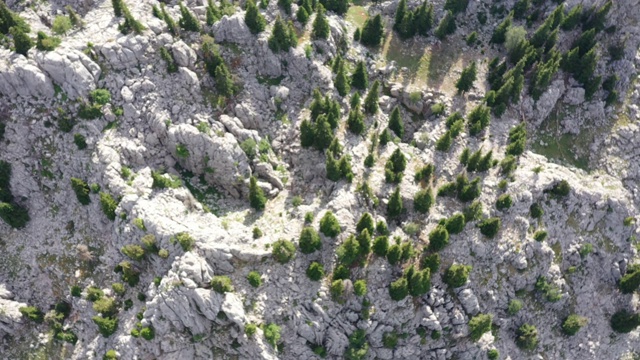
xmin=33 ymin=48 xmax=101 ymax=98
xmin=0 ymin=49 xmax=55 ymax=99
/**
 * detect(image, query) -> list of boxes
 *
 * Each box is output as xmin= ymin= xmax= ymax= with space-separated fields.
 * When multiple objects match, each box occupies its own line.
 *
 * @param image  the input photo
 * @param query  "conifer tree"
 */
xmin=268 ymin=16 xmax=297 ymax=52
xmin=296 ymin=6 xmax=309 ymax=25
xmin=388 ymin=106 xmax=404 ymax=138
xmin=435 ymin=10 xmax=456 ymax=40
xmin=335 ymin=61 xmax=350 ymax=97
xmin=313 ymin=115 xmax=334 ymax=151
xmin=10 ymin=27 xmax=32 ymax=57
xmin=112 ymin=0 xmax=124 ymax=17
xmin=387 ymin=186 xmax=403 ymax=219
xmin=491 ymin=14 xmax=512 ymax=44
xmin=455 ymin=62 xmax=477 ymax=93
xmin=363 ymin=80 xmax=380 ymax=115
xmin=179 ymin=2 xmax=202 ymax=32
xmin=278 ymin=0 xmax=292 ymax=15
xmin=414 ymin=1 xmax=434 ymax=36
xmin=313 ymin=5 xmax=330 ymax=39
xmin=300 ymin=119 xmax=315 ymax=147
xmin=214 ymin=63 xmax=234 ymax=97
xmin=360 ymin=14 xmax=384 ymax=46
xmin=0 ymin=1 xmax=30 ymax=34
xmin=393 ymin=0 xmax=407 ymax=31
xmin=206 ymin=0 xmax=221 ymax=25
xmin=347 ymin=107 xmax=365 ymax=135
xmin=245 ymin=0 xmax=266 ymax=34
xmin=325 ymin=151 xmax=341 ymax=181
xmin=350 ymin=61 xmax=369 ymax=90
xmin=161 ymin=4 xmax=179 ymax=36
xmin=249 ymin=176 xmax=267 ymax=210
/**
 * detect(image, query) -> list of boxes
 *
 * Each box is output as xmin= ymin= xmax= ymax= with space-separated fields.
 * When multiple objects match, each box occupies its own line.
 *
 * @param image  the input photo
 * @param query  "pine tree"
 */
xmin=455 ymin=62 xmax=477 ymax=93
xmin=491 ymin=14 xmax=512 ymax=44
xmin=414 ymin=188 xmax=433 ymax=214
xmin=278 ymin=0 xmax=292 ymax=15
xmin=338 ymin=155 xmax=353 ymax=182
xmin=161 ymin=4 xmax=179 ymax=36
xmin=249 ymin=176 xmax=267 ymax=210
xmin=296 ymin=6 xmax=309 ymax=25
xmin=325 ymin=151 xmax=342 ymax=181
xmin=112 ymin=0 xmax=124 ymax=17
xmin=313 ymin=115 xmax=334 ymax=151
xmin=206 ymin=0 xmax=221 ymax=25
xmin=444 ymin=0 xmax=469 ymax=14
xmin=435 ymin=10 xmax=456 ymax=40
xmin=347 ymin=107 xmax=365 ymax=134
xmin=353 ymin=28 xmax=361 ymax=41
xmin=269 ymin=16 xmax=297 ymax=53
xmin=10 ymin=27 xmax=33 ymax=57
xmin=300 ymin=119 xmax=315 ymax=147
xmin=313 ymin=5 xmax=330 ymax=40
xmin=388 ymin=106 xmax=404 ymax=138
xmin=396 ymin=12 xmax=415 ymax=39
xmin=179 ymin=2 xmax=202 ymax=32
xmin=335 ymin=62 xmax=350 ymax=97
xmin=0 ymin=1 xmax=30 ymax=34
xmin=245 ymin=0 xmax=266 ymax=34
xmin=350 ymin=92 xmax=361 ymax=108
xmin=350 ymin=61 xmax=369 ymax=90
xmin=414 ymin=1 xmax=434 ymax=36
xmin=363 ymin=80 xmax=380 ymax=115
xmin=214 ymin=63 xmax=234 ymax=97
xmin=393 ymin=0 xmax=407 ymax=31
xmin=387 ymin=187 xmax=403 ymax=219
xmin=360 ymin=14 xmax=384 ymax=46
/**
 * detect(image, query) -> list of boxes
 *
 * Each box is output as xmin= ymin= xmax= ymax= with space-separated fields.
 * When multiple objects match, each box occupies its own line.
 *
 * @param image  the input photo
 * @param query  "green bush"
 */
xmin=354 ymin=280 xmax=367 ymax=296
xmin=140 ymin=326 xmax=154 ymax=340
xmin=435 ymin=131 xmax=452 ymax=152
xmin=414 ymin=188 xmax=434 ymax=214
xmin=272 ymin=239 xmax=296 ymax=263
xmin=116 ymin=261 xmax=140 ymax=286
xmin=478 ymin=217 xmax=501 ymax=238
xmin=373 ymin=236 xmax=389 ymax=256
xmin=299 ymin=226 xmax=322 ymax=254
xmin=389 ymin=277 xmax=409 ymax=301
xmin=619 ymin=267 xmax=640 ymax=294
xmin=247 ymin=271 xmax=262 ymax=287
xmin=535 ymin=276 xmax=562 ymax=302
xmin=245 ymin=0 xmax=266 ymax=33
xmin=74 ymin=133 xmax=87 ymax=149
xmin=331 ymin=279 xmax=345 ymax=302
xmin=445 ymin=213 xmax=466 ymax=234
xmin=151 ymin=171 xmax=181 ymax=189
xmin=245 ymin=323 xmax=257 ymax=336
xmin=268 ymin=16 xmax=297 ymax=53
xmin=562 ymin=314 xmax=587 ymax=336
xmin=36 ymin=31 xmax=61 ymax=51
xmin=496 ymin=194 xmax=512 ymax=211
xmin=356 ymin=213 xmax=375 ymax=235
xmin=610 ymin=310 xmax=640 ymax=333
xmin=463 ymin=201 xmax=483 ymax=222
xmin=533 ymin=230 xmax=547 ymax=242
xmin=455 ymin=62 xmax=477 ymax=93
xmin=86 ymin=286 xmax=104 ymax=302
xmin=19 ymin=306 xmax=44 ymax=323
xmin=382 ymin=331 xmax=398 ymax=348
xmin=421 ymin=252 xmax=440 ymax=273
xmin=507 ymin=299 xmax=523 ymax=315
xmin=515 ymin=323 xmax=538 ymax=350
xmin=384 ymin=148 xmax=407 ymax=183
xmin=71 ymin=177 xmax=91 ymax=205
xmin=406 ymin=266 xmax=430 ymax=296
xmin=443 ymin=264 xmax=471 ymax=288
xmin=93 ymin=297 xmax=117 ymax=317
xmin=264 ymin=323 xmax=282 ymax=347
xmin=307 ymin=262 xmax=325 ymax=281
xmin=387 ymin=186 xmax=404 ymax=219
xmin=71 ymin=285 xmax=82 ymax=297
xmin=249 ymin=176 xmax=267 ymax=211
xmin=52 ymin=15 xmax=73 ymax=35
xmin=174 ymin=232 xmax=195 ymax=251
xmin=387 ymin=245 xmax=402 ymax=266
xmin=428 ymin=225 xmax=449 ymax=251
xmin=111 ymin=283 xmax=125 ymax=296
xmin=469 ymin=313 xmax=493 ymax=341
xmin=121 ymin=244 xmax=145 ymax=261
xmin=337 ymin=235 xmax=361 ymax=266
xmin=211 ymin=275 xmax=233 ymax=293
xmin=319 ymin=211 xmax=341 ymax=237
xmin=333 ymin=264 xmax=350 ymax=281
xmin=344 ymin=329 xmax=369 ymax=360
xmin=93 ymin=316 xmax=119 ymax=337
xmin=10 ymin=27 xmax=33 ymax=57
xmin=530 ymin=203 xmax=544 ymax=218
xmin=99 ymin=192 xmax=118 ymax=221
xmin=487 ymin=349 xmax=499 ymax=360
xmin=547 ymin=180 xmax=570 ymax=197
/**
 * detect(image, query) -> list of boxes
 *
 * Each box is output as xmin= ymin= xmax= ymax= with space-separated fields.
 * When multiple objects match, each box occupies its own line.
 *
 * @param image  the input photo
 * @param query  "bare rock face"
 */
xmin=211 ymin=13 xmax=254 ymax=45
xmin=0 ymin=49 xmax=55 ymax=98
xmin=33 ymin=48 xmax=101 ymax=98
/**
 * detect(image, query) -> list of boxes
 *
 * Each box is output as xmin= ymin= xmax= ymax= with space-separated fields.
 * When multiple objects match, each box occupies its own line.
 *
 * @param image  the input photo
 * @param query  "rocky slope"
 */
xmin=1 ymin=0 xmax=640 ymax=359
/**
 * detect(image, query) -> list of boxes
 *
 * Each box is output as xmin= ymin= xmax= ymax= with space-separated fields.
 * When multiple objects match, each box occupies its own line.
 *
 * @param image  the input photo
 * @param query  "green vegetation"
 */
xmin=496 ymin=194 xmax=512 ymax=211
xmin=515 ymin=323 xmax=538 ymax=350
xmin=211 ymin=275 xmax=233 ymax=293
xmin=320 ymin=211 xmax=341 ymax=237
xmin=389 ymin=277 xmax=409 ymax=300
xmin=619 ymin=265 xmax=640 ymax=294
xmin=428 ymin=225 xmax=449 ymax=251
xmin=456 ymin=62 xmax=477 ymax=93
xmin=443 ymin=264 xmax=471 ymax=288
xmin=268 ymin=16 xmax=297 ymax=53
xmin=610 ymin=310 xmax=640 ymax=333
xmin=535 ymin=276 xmax=562 ymax=302
xmin=382 ymin=331 xmax=398 ymax=348
xmin=385 ymin=148 xmax=406 ymax=183
xmin=245 ymin=0 xmax=266 ymax=33
xmin=354 ymin=280 xmax=367 ymax=296
xmin=99 ymin=192 xmax=118 ymax=221
xmin=247 ymin=271 xmax=262 ymax=287
xmin=93 ymin=316 xmax=119 ymax=337
xmin=468 ymin=313 xmax=493 ymax=341
xmin=307 ymin=262 xmax=325 ymax=281
xmin=19 ymin=306 xmax=44 ymax=323
xmin=387 ymin=187 xmax=404 ymax=219
xmin=344 ymin=329 xmax=368 ymax=360
xmin=508 ymin=299 xmax=523 ymax=315
xmin=478 ymin=217 xmax=501 ymax=238
xmin=264 ymin=323 xmax=282 ymax=348
xmin=272 ymin=239 xmax=296 ymax=263
xmin=562 ymin=314 xmax=587 ymax=336
xmin=299 ymin=227 xmax=322 ymax=254
xmin=71 ymin=178 xmax=91 ymax=205
xmin=174 ymin=232 xmax=195 ymax=251
xmin=249 ymin=176 xmax=267 ymax=211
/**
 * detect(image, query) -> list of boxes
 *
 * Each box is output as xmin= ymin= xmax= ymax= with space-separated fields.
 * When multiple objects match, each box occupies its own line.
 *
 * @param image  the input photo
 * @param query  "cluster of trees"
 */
xmin=318 ymin=0 xmax=349 ymax=16
xmin=245 ymin=0 xmax=266 ymax=33
xmin=326 ymin=139 xmax=354 ymax=182
xmin=389 ymin=264 xmax=430 ymax=300
xmin=1 ymin=1 xmax=32 ymax=56
xmin=268 ymin=16 xmax=298 ymax=52
xmin=357 ymin=14 xmax=384 ymax=47
xmin=202 ymin=36 xmax=236 ymax=97
xmin=393 ymin=0 xmax=434 ymax=39
xmin=300 ymin=89 xmax=341 ymax=151
xmin=113 ymin=0 xmax=145 ymax=35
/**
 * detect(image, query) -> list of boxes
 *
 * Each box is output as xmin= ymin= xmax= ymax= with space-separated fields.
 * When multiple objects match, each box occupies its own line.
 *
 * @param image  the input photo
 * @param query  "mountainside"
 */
xmin=1 ymin=0 xmax=640 ymax=359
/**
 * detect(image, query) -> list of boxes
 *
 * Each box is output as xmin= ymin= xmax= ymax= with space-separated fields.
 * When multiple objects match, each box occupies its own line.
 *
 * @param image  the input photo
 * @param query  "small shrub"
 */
xmin=158 ymin=249 xmax=169 ymax=258
xmin=52 ymin=15 xmax=73 ymax=34
xmin=140 ymin=326 xmax=154 ymax=340
xmin=175 ymin=144 xmax=189 ymax=158
xmin=445 ymin=213 xmax=466 ymax=234
xmin=535 ymin=276 xmax=562 ymax=302
xmin=93 ymin=297 xmax=117 ymax=317
xmin=247 ymin=271 xmax=262 ymax=287
xmin=496 ymin=194 xmax=512 ymax=210
xmin=382 ymin=331 xmax=398 ymax=348
xmin=414 ymin=188 xmax=434 ymax=214
xmin=387 ymin=244 xmax=402 ymax=265
xmin=211 ymin=276 xmax=233 ymax=293
xmin=507 ymin=299 xmax=523 ymax=315
xmin=249 ymin=176 xmax=267 ymax=211
xmin=99 ymin=192 xmax=118 ymax=221
xmin=253 ymin=227 xmax=263 ymax=239
xmin=71 ymin=177 xmax=91 ymax=205
xmin=468 ymin=313 xmax=493 ymax=341
xmin=90 ymin=89 xmax=111 ymax=105
xmin=533 ymin=230 xmax=547 ymax=242
xmin=530 ymin=203 xmax=543 ymax=218
xmin=245 ymin=323 xmax=257 ymax=336
xmin=443 ymin=264 xmax=471 ymax=288
xmin=111 ymin=283 xmax=125 ymax=296
xmin=71 ymin=285 xmax=82 ymax=297
xmin=619 ymin=267 xmax=640 ymax=294
xmin=345 ymin=329 xmax=369 ymax=359
xmin=547 ymin=180 xmax=570 ymax=197
xmin=174 ymin=232 xmax=195 ymax=251
xmin=389 ymin=277 xmax=409 ymax=301
xmin=356 ymin=213 xmax=375 ymax=235
xmin=562 ymin=314 xmax=587 ymax=336
xmin=515 ymin=323 xmax=538 ymax=350
xmin=428 ymin=226 xmax=449 ymax=251
xmin=331 ymin=279 xmax=345 ymax=302
xmin=121 ymin=244 xmax=145 ymax=261
xmin=320 ymin=211 xmax=341 ymax=237
xmin=299 ymin=227 xmax=322 ymax=254
xmin=487 ymin=349 xmax=499 ymax=359
xmin=579 ymin=243 xmax=593 ymax=258
xmin=151 ymin=171 xmax=181 ymax=189
xmin=333 ymin=264 xmax=350 ymax=281
xmin=354 ymin=280 xmax=367 ymax=296
xmin=307 ymin=262 xmax=325 ymax=281
xmin=93 ymin=316 xmax=119 ymax=337
xmin=610 ymin=310 xmax=640 ymax=333
xmin=272 ymin=239 xmax=296 ymax=263
xmin=19 ymin=306 xmax=44 ymax=323
xmin=421 ymin=253 xmax=440 ymax=273
xmin=478 ymin=217 xmax=501 ymax=238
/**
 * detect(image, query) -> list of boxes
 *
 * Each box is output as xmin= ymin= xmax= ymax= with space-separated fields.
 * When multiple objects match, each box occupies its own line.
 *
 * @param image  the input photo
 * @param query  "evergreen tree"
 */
xmin=296 ymin=6 xmax=309 ymax=25
xmin=394 ymin=0 xmax=407 ymax=31
xmin=112 ymin=0 xmax=124 ymax=17
xmin=299 ymin=226 xmax=322 ymax=253
xmin=387 ymin=186 xmax=403 ymax=219
xmin=268 ymin=16 xmax=297 ymax=53
xmin=179 ymin=2 xmax=202 ymax=32
xmin=335 ymin=62 xmax=350 ymax=97
xmin=350 ymin=92 xmax=361 ymax=108
xmin=161 ymin=3 xmax=179 ymax=36
xmin=491 ymin=14 xmax=512 ymax=44
xmin=407 ymin=267 xmax=430 ymax=296
xmin=388 ymin=106 xmax=404 ymax=138
xmin=10 ymin=27 xmax=33 ymax=57
xmin=249 ymin=176 xmax=266 ymax=210
xmin=414 ymin=1 xmax=434 ymax=36
xmin=300 ymin=119 xmax=315 ymax=147
xmin=338 ymin=155 xmax=354 ymax=182
xmin=313 ymin=5 xmax=330 ymax=39
xmin=435 ymin=10 xmax=456 ymax=40
xmin=214 ymin=63 xmax=234 ymax=97
xmin=350 ymin=61 xmax=369 ymax=90
xmin=245 ymin=0 xmax=266 ymax=34
xmin=396 ymin=11 xmax=415 ymax=39
xmin=360 ymin=14 xmax=384 ymax=46
xmin=455 ymin=62 xmax=477 ymax=93
xmin=444 ymin=0 xmax=468 ymax=14
xmin=278 ymin=0 xmax=292 ymax=15
xmin=0 ymin=1 xmax=30 ymax=34
xmin=313 ymin=115 xmax=334 ymax=151
xmin=347 ymin=107 xmax=365 ymax=135
xmin=326 ymin=151 xmax=341 ymax=181
xmin=206 ymin=0 xmax=221 ymax=25
xmin=363 ymin=81 xmax=380 ymax=115
xmin=414 ymin=188 xmax=433 ymax=214
xmin=356 ymin=213 xmax=375 ymax=234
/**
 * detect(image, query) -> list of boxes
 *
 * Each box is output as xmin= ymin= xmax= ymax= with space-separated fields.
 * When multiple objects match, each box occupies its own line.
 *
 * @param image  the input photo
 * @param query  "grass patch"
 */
xmin=346 ymin=6 xmax=368 ymax=28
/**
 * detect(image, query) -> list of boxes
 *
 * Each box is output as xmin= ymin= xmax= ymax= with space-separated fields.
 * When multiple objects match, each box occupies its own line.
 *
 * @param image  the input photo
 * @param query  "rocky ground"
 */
xmin=1 ymin=0 xmax=640 ymax=359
